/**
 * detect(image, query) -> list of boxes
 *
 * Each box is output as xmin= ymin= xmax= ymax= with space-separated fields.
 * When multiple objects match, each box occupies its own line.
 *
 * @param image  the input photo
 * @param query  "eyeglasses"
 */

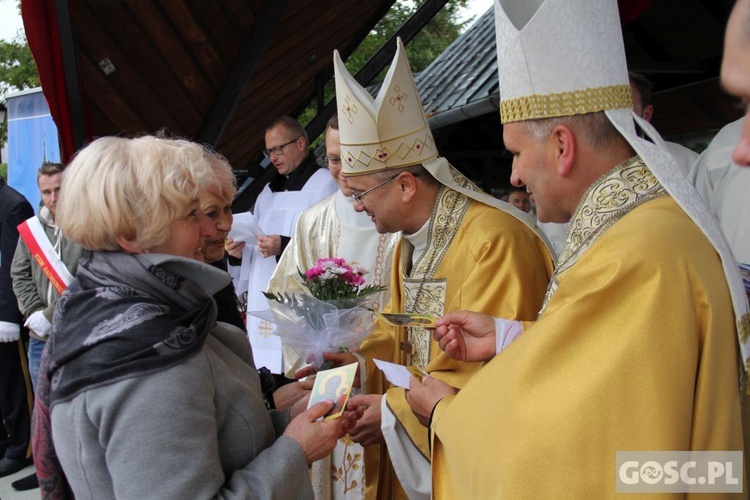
xmin=324 ymin=156 xmax=342 ymax=167
xmin=263 ymin=137 xmax=300 ymax=157
xmin=351 ymin=173 xmax=399 ymax=205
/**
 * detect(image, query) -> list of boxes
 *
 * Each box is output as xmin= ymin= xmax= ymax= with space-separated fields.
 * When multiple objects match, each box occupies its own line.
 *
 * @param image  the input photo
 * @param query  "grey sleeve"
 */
xmin=267 ymin=408 xmax=292 ymax=438
xmin=56 ymin=351 xmax=313 ymax=500
xmin=10 ymin=238 xmax=44 ymax=317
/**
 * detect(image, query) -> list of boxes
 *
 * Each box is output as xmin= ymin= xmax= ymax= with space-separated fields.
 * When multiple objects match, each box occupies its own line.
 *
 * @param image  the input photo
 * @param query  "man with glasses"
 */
xmin=238 ymin=116 xmax=336 ymax=374
xmin=308 ymin=39 xmax=554 ymax=499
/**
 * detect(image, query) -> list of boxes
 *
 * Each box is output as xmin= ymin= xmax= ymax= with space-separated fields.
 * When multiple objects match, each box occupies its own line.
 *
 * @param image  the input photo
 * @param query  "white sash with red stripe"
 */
xmin=17 ymin=216 xmax=74 ymax=294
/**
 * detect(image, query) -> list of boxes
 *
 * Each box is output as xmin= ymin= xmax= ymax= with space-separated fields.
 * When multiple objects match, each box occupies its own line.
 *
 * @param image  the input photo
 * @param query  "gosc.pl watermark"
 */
xmin=616 ymin=451 xmax=742 ymax=493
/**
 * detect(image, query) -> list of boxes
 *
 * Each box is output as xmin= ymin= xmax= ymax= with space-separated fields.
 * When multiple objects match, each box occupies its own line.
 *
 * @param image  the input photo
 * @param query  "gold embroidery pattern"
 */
xmin=541 ymin=157 xmax=666 ymax=312
xmin=500 ymin=84 xmax=633 ymax=124
xmin=401 ymin=187 xmax=470 ymax=366
xmin=258 ymin=320 xmax=275 ymax=339
xmin=403 ymin=280 xmax=446 ymax=368
xmin=341 ymin=95 xmax=358 ymax=123
xmin=331 ymin=435 xmax=363 ymax=494
xmin=343 ymin=133 xmax=437 ymax=171
xmin=449 ymin=164 xmax=482 ymax=193
xmin=334 ymin=219 xmax=342 ymax=254
xmin=415 ymin=189 xmax=471 ymax=273
xmin=389 ymin=84 xmax=407 ymax=112
xmin=740 ymin=314 xmax=750 ymax=345
xmin=539 ymin=278 xmax=558 ymax=316
xmin=370 ymin=233 xmax=393 ymax=311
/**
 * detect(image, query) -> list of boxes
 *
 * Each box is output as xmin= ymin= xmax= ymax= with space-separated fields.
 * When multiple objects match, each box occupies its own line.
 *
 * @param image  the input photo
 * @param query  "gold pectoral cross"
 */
xmin=400 ymin=337 xmax=414 ymax=365
xmin=400 ymin=340 xmax=413 ymax=355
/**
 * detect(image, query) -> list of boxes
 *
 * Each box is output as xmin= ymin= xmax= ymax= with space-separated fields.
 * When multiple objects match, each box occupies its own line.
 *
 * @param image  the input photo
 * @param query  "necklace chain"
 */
xmin=404 ymin=187 xmax=462 ymax=365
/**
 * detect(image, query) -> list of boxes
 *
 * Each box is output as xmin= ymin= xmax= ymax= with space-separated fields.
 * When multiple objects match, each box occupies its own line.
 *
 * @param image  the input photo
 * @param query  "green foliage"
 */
xmin=0 ymin=27 xmax=41 ymax=145
xmin=0 ymin=38 xmax=39 ymax=95
xmin=347 ymin=0 xmax=471 ymax=77
xmin=0 ymin=163 xmax=7 ymax=178
xmin=300 ymin=0 xmax=472 ymax=129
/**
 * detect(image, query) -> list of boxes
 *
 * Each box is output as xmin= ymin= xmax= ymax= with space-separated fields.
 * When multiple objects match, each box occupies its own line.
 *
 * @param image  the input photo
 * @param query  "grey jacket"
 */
xmin=10 ymin=206 xmax=83 ymax=338
xmin=51 ymin=320 xmax=314 ymax=499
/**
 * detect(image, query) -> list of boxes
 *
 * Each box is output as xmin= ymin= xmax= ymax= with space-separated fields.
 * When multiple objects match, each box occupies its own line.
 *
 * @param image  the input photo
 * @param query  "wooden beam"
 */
xmin=54 ymin=0 xmax=87 ymax=152
xmin=196 ymin=0 xmax=289 ymax=145
xmin=303 ymin=0 xmax=451 ymax=143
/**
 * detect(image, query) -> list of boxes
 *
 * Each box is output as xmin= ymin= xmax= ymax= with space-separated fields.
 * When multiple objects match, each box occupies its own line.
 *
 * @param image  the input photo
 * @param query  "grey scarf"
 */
xmin=49 ymin=251 xmax=218 ymax=406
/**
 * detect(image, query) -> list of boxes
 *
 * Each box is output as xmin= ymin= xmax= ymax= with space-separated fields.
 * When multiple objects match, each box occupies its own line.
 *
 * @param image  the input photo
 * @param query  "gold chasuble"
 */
xmin=360 ymin=186 xmax=553 ymax=498
xmin=431 ymin=158 xmax=744 ymax=498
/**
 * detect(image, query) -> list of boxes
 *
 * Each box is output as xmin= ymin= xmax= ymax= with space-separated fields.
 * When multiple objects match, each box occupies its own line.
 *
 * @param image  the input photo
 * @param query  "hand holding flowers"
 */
xmin=257 ymin=258 xmax=386 ymax=370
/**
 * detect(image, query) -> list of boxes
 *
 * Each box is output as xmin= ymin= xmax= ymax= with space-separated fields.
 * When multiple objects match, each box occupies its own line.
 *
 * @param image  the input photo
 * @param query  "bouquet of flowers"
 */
xmin=256 ymin=258 xmax=386 ymax=370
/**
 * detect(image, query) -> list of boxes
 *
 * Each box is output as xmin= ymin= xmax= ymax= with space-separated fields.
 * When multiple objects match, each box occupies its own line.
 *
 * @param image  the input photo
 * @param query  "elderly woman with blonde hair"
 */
xmin=191 ymin=147 xmax=247 ymax=330
xmin=46 ymin=135 xmax=354 ymax=499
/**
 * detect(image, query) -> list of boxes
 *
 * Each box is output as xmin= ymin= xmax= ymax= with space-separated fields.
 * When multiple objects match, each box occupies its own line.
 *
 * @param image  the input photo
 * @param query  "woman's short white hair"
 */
xmin=194 ymin=148 xmax=236 ymax=204
xmin=57 ymin=135 xmax=217 ymax=251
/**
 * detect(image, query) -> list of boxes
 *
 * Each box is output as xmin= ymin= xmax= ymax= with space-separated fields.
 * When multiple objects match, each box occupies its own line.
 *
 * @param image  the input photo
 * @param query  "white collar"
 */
xmin=403 ymin=216 xmax=431 ymax=265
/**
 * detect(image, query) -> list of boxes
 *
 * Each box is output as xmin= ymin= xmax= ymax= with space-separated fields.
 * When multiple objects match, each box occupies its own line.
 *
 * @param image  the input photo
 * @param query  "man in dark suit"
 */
xmin=0 ymin=175 xmax=35 ymax=478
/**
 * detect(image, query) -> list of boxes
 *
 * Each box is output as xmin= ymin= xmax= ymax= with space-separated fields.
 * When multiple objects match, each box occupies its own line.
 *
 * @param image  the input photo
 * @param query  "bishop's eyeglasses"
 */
xmin=324 ymin=156 xmax=342 ymax=167
xmin=351 ymin=173 xmax=400 ymax=205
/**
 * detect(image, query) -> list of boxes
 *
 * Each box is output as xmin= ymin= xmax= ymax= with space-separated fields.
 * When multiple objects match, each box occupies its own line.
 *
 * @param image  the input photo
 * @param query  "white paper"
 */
xmin=374 ymin=359 xmax=413 ymax=389
xmin=248 ymin=330 xmax=282 ymax=374
xmin=229 ymin=211 xmax=266 ymax=246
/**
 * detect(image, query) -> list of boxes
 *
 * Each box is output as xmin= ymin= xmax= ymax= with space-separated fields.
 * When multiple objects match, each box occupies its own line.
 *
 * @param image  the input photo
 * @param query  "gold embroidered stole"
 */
xmin=401 ymin=187 xmax=471 ymax=367
xmin=541 ymin=156 xmax=666 ymax=313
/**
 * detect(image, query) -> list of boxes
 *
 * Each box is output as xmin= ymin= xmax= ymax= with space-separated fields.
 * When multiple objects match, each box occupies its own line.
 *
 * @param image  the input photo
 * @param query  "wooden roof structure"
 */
xmin=22 ymin=0 xmax=454 ymax=167
xmin=21 ymin=0 xmax=742 ymax=183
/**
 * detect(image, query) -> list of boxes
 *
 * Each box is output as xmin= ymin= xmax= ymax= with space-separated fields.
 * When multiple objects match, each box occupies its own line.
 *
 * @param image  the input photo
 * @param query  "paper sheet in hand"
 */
xmin=228 ymin=211 xmax=265 ymax=246
xmin=373 ymin=359 xmax=427 ymax=389
xmin=308 ymin=362 xmax=358 ymax=420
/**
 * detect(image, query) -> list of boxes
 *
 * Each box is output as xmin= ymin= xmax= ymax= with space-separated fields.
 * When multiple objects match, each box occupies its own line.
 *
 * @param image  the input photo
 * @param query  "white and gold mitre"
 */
xmin=494 ymin=0 xmax=750 ymax=370
xmin=494 ymin=0 xmax=633 ymax=123
xmin=333 ymin=37 xmax=438 ymax=175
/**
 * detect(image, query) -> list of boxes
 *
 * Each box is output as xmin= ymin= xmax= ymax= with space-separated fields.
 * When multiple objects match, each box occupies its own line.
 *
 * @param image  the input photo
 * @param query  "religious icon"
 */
xmin=308 ymin=362 xmax=358 ymax=420
xmin=380 ymin=312 xmax=437 ymax=329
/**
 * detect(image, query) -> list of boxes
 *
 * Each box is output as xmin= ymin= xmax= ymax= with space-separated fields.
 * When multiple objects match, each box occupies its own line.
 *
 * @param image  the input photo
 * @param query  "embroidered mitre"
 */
xmin=333 ymin=37 xmax=437 ymax=175
xmin=495 ymin=0 xmax=632 ymax=123
xmin=494 ymin=0 xmax=750 ymax=369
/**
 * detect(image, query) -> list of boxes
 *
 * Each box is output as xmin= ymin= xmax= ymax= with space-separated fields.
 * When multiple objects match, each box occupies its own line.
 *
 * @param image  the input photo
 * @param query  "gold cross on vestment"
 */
xmin=400 ymin=340 xmax=413 ymax=356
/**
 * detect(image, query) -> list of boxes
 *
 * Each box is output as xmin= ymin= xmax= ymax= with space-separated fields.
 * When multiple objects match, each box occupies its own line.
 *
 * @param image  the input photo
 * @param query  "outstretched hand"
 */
xmin=273 ymin=379 xmax=314 ymax=418
xmin=295 ymin=352 xmax=361 ymax=387
xmin=256 ymin=235 xmax=282 ymax=258
xmin=407 ymin=376 xmax=458 ymax=426
xmin=433 ymin=311 xmax=497 ymax=362
xmin=284 ymin=400 xmax=358 ymax=464
xmin=225 ymin=238 xmax=245 ymax=258
xmin=346 ymin=394 xmax=384 ymax=447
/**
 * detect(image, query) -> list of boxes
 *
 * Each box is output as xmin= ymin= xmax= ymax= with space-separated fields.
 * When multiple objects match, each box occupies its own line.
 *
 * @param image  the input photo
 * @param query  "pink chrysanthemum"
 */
xmin=298 ymin=257 xmax=383 ymax=301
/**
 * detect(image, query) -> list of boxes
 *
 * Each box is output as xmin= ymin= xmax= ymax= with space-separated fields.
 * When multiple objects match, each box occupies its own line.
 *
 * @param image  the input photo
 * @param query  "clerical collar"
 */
xmin=269 ymin=152 xmax=321 ymax=192
xmin=404 ymin=215 xmax=431 ymax=267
